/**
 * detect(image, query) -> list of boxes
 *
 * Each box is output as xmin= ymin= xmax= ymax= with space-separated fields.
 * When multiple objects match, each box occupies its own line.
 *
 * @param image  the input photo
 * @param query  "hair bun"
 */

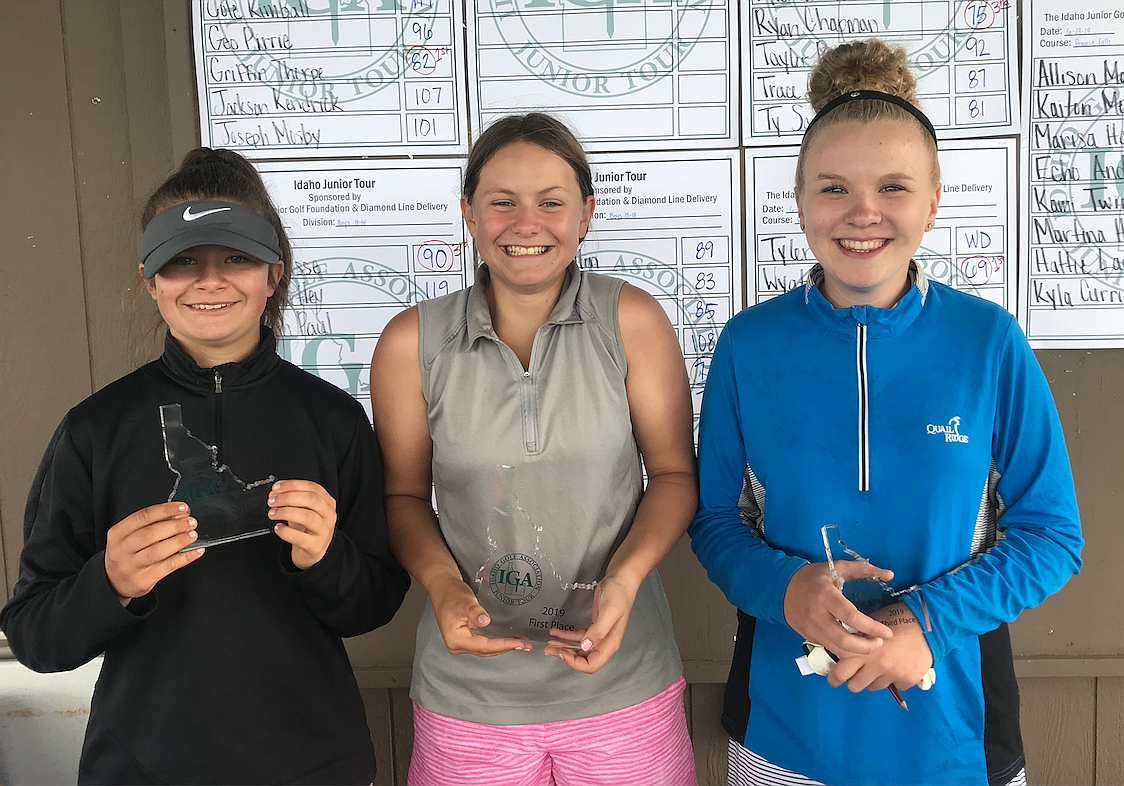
xmin=807 ymin=39 xmax=917 ymax=111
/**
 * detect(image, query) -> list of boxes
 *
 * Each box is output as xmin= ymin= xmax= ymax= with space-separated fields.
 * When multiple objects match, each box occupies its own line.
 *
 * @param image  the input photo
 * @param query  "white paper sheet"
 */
xmin=256 ymin=160 xmax=467 ymax=413
xmin=1020 ymin=0 xmax=1124 ymax=347
xmin=193 ymin=0 xmax=467 ymax=157
xmin=746 ymin=139 xmax=1017 ymax=313
xmin=583 ymin=151 xmax=743 ymax=433
xmin=743 ymin=0 xmax=1020 ymax=145
xmin=468 ymin=0 xmax=738 ymax=151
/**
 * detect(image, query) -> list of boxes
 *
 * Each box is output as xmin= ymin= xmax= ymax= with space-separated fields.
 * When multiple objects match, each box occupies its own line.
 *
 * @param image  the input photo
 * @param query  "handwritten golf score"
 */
xmin=743 ymin=0 xmax=1019 ymax=144
xmin=256 ymin=160 xmax=467 ymax=414
xmin=747 ymin=138 xmax=1016 ymax=313
xmin=193 ymin=0 xmax=467 ymax=157
xmin=468 ymin=0 xmax=738 ymax=151
xmin=582 ymin=151 xmax=743 ymax=433
xmin=1020 ymin=0 xmax=1124 ymax=348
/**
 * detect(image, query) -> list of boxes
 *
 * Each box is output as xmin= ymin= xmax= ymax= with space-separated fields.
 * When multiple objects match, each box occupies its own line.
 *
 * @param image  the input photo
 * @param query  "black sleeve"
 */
xmin=283 ymin=418 xmax=410 ymax=637
xmin=0 ymin=416 xmax=154 ymax=672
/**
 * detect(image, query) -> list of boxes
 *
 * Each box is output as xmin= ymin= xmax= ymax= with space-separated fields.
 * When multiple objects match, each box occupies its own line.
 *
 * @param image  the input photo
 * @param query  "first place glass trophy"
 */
xmin=472 ymin=466 xmax=596 ymax=646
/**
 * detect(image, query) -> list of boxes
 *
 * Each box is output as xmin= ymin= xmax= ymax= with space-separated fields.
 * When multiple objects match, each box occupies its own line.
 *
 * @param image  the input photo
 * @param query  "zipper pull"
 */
xmin=214 ymin=370 xmax=222 ymax=394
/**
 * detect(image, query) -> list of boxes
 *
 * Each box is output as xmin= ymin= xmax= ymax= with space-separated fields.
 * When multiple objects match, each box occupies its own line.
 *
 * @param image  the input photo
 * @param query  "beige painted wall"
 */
xmin=1 ymin=3 xmax=1120 ymax=783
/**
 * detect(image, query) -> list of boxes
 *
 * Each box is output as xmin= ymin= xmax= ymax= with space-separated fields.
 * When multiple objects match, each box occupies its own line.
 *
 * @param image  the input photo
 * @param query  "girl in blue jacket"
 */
xmin=690 ymin=39 xmax=1082 ymax=786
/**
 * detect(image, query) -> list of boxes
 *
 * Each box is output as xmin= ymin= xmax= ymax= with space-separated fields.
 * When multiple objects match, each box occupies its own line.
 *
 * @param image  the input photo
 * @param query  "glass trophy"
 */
xmin=472 ymin=466 xmax=596 ymax=646
xmin=161 ymin=404 xmax=276 ymax=550
xmin=820 ymin=523 xmax=907 ymax=614
xmin=819 ymin=523 xmax=937 ymax=698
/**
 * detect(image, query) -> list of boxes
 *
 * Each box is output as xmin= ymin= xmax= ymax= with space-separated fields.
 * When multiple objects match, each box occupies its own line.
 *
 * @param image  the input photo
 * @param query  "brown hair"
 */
xmin=141 ymin=148 xmax=292 ymax=333
xmin=795 ymin=39 xmax=940 ymax=190
xmin=462 ymin=113 xmax=594 ymax=203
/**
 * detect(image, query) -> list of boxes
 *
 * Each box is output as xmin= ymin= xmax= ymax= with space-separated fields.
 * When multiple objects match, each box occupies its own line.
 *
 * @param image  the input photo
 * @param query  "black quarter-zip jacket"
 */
xmin=1 ymin=329 xmax=410 ymax=785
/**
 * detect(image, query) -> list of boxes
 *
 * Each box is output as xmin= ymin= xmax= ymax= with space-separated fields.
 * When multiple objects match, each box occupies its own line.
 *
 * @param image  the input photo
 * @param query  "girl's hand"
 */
xmin=543 ymin=576 xmax=638 ymax=673
xmin=269 ymin=480 xmax=338 ymax=570
xmin=828 ymin=603 xmax=934 ymax=691
xmin=429 ymin=575 xmax=532 ymax=656
xmin=104 ymin=502 xmax=204 ymax=605
xmin=783 ymin=561 xmax=895 ymax=658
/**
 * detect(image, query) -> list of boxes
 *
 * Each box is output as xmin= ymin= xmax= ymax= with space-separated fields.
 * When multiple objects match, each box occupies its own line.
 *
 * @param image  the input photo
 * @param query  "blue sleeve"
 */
xmin=688 ymin=323 xmax=807 ymax=627
xmin=902 ymin=320 xmax=1083 ymax=664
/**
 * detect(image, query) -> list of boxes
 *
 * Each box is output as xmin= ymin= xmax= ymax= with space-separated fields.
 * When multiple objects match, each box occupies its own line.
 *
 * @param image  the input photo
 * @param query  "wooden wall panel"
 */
xmin=360 ymin=687 xmax=395 ymax=786
xmin=120 ymin=1 xmax=176 ymax=200
xmin=661 ymin=537 xmax=739 ymax=667
xmin=1011 ymin=351 xmax=1124 ymax=658
xmin=0 ymin=4 xmax=93 ymax=597
xmin=1019 ymin=677 xmax=1096 ymax=785
xmin=162 ymin=0 xmax=200 ymax=164
xmin=61 ymin=0 xmax=163 ymax=389
xmin=118 ymin=1 xmax=180 ymax=374
xmin=684 ymin=682 xmax=695 ymax=737
xmin=390 ymin=687 xmax=414 ymax=786
xmin=689 ymin=683 xmax=728 ymax=786
xmin=1096 ymin=677 xmax=1124 ymax=785
xmin=345 ymin=584 xmax=428 ymax=668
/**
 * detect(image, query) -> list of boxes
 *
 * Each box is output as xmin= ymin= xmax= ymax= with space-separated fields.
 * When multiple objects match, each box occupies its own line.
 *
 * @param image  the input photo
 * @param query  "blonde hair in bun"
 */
xmin=795 ymin=39 xmax=940 ymax=190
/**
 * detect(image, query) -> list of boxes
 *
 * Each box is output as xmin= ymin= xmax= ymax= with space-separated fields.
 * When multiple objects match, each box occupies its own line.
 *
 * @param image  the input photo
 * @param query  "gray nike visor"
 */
xmin=141 ymin=199 xmax=283 ymax=278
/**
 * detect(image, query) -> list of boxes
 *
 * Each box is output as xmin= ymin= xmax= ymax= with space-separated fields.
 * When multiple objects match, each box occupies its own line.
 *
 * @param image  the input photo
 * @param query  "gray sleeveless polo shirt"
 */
xmin=412 ymin=261 xmax=683 ymax=724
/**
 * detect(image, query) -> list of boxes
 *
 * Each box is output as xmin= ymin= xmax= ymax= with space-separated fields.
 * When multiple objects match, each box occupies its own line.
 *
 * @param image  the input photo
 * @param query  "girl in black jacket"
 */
xmin=1 ymin=148 xmax=410 ymax=785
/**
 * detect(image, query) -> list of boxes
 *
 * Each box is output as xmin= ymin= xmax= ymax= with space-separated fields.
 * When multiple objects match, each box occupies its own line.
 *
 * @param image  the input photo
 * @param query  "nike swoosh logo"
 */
xmin=182 ymin=206 xmax=232 ymax=222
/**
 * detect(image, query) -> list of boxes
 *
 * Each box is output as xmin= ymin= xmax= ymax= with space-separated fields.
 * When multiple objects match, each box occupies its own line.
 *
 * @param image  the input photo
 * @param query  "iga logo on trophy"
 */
xmin=489 ymin=553 xmax=544 ymax=606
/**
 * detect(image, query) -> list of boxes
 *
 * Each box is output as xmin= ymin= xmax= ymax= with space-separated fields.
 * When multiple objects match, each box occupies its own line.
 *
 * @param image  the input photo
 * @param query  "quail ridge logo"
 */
xmin=927 ymin=415 xmax=969 ymax=443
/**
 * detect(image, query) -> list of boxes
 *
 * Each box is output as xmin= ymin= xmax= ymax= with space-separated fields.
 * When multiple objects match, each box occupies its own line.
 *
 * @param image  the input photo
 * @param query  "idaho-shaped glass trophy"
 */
xmin=820 ymin=523 xmax=908 ymax=614
xmin=473 ymin=465 xmax=596 ymax=646
xmin=818 ymin=523 xmax=937 ymax=698
xmin=161 ymin=403 xmax=276 ymax=550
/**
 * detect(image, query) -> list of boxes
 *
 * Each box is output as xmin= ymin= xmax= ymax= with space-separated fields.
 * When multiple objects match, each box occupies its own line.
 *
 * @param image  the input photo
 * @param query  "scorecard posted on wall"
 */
xmin=743 ymin=0 xmax=1019 ymax=144
xmin=582 ymin=151 xmax=743 ymax=435
xmin=1019 ymin=0 xmax=1124 ymax=348
xmin=469 ymin=0 xmax=738 ymax=151
xmin=193 ymin=0 xmax=468 ymax=157
xmin=257 ymin=160 xmax=467 ymax=416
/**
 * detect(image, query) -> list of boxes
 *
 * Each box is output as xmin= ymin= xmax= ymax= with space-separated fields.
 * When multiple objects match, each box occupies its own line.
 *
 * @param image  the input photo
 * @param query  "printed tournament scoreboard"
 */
xmin=191 ymin=0 xmax=1124 ymax=386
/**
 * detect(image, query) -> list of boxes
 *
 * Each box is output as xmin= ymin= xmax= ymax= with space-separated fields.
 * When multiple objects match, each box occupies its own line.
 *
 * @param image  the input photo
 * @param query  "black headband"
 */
xmin=803 ymin=90 xmax=938 ymax=146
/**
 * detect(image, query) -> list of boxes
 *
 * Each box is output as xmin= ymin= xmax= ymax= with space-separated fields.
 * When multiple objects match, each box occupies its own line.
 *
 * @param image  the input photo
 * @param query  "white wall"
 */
xmin=0 ymin=659 xmax=100 ymax=786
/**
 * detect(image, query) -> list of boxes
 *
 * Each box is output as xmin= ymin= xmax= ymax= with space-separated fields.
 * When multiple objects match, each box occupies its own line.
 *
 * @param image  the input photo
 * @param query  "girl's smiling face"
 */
xmin=795 ymin=119 xmax=941 ymax=309
xmin=461 ymin=140 xmax=594 ymax=296
xmin=142 ymin=244 xmax=281 ymax=367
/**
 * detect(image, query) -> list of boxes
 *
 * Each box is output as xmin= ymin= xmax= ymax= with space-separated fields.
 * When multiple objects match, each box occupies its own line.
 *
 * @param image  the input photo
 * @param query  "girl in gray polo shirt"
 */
xmin=370 ymin=113 xmax=698 ymax=786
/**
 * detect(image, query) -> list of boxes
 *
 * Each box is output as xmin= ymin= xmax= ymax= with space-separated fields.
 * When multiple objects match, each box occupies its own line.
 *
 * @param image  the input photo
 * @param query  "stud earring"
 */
xmin=926 ymin=222 xmax=933 ymax=230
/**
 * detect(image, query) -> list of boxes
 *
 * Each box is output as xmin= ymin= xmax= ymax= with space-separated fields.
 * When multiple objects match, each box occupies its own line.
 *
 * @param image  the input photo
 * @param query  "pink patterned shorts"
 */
xmin=408 ymin=676 xmax=697 ymax=786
